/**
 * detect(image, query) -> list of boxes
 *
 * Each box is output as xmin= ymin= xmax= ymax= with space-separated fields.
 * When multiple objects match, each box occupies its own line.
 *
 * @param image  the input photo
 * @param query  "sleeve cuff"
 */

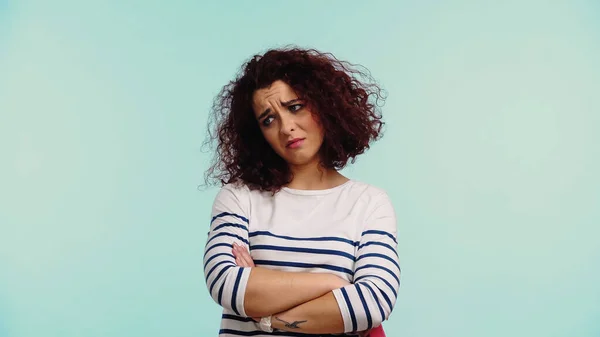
xmin=332 ymin=287 xmax=353 ymax=333
xmin=234 ymin=267 xmax=252 ymax=317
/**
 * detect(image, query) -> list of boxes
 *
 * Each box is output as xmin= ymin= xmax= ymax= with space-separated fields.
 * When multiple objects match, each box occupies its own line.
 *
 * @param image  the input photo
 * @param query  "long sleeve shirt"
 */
xmin=203 ymin=180 xmax=401 ymax=336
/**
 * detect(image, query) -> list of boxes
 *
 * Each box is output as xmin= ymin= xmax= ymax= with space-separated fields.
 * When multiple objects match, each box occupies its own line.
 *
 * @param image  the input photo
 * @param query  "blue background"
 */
xmin=1 ymin=1 xmax=599 ymax=336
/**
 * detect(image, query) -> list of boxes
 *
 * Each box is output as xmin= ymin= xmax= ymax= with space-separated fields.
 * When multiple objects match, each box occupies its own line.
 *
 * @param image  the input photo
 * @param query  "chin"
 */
xmin=284 ymin=155 xmax=320 ymax=167
xmin=277 ymin=145 xmax=321 ymax=166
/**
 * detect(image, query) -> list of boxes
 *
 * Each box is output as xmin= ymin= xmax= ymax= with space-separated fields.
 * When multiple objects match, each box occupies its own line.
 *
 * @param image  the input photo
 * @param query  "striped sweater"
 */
xmin=203 ymin=180 xmax=400 ymax=336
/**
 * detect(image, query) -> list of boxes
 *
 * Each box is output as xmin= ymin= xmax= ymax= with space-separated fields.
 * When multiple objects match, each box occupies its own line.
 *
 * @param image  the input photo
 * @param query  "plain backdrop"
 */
xmin=1 ymin=1 xmax=599 ymax=336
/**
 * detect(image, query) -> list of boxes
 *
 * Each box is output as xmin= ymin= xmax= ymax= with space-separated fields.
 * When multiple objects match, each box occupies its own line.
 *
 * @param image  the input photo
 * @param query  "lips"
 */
xmin=286 ymin=138 xmax=305 ymax=149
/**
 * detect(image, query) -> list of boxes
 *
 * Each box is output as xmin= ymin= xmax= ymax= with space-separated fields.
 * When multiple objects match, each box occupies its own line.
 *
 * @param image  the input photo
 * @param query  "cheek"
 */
xmin=261 ymin=128 xmax=282 ymax=149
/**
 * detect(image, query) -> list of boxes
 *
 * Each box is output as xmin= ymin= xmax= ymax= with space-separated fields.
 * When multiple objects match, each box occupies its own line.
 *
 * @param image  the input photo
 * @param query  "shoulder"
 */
xmin=219 ymin=182 xmax=250 ymax=195
xmin=212 ymin=182 xmax=252 ymax=214
xmin=346 ymin=180 xmax=391 ymax=204
xmin=346 ymin=180 xmax=395 ymax=219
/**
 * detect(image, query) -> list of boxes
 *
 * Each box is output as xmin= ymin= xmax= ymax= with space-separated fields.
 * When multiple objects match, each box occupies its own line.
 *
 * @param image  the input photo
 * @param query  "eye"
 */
xmin=262 ymin=115 xmax=275 ymax=127
xmin=288 ymin=104 xmax=303 ymax=112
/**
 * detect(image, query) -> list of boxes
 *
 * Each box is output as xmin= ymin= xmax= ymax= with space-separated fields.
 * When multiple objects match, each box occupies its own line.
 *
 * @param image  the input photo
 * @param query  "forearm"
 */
xmin=244 ymin=268 xmax=346 ymax=317
xmin=270 ymin=291 xmax=344 ymax=334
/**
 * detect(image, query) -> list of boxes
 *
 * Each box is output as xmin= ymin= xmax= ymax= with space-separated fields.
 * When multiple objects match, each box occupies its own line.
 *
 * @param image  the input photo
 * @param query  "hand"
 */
xmin=232 ymin=242 xmax=255 ymax=267
xmin=232 ymin=243 xmax=259 ymax=321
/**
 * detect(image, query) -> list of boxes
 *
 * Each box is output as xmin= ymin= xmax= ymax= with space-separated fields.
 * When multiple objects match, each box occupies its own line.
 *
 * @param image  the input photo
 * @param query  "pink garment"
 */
xmin=368 ymin=325 xmax=386 ymax=337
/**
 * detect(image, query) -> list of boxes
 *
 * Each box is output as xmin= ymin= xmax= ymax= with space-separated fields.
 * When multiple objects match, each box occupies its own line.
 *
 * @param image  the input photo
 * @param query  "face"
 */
xmin=252 ymin=80 xmax=324 ymax=167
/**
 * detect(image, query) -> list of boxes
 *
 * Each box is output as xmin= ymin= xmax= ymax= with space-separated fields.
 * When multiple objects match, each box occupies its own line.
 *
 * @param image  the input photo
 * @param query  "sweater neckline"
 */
xmin=281 ymin=179 xmax=354 ymax=196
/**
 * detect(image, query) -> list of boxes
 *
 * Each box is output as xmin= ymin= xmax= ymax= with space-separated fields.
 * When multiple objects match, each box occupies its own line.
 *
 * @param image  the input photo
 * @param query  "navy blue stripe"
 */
xmin=250 ymin=231 xmax=358 ymax=246
xmin=361 ymin=230 xmax=397 ymax=243
xmin=206 ymin=232 xmax=250 ymax=246
xmin=340 ymin=287 xmax=357 ymax=332
xmin=206 ymin=260 xmax=235 ymax=282
xmin=251 ymin=245 xmax=355 ymax=261
xmin=210 ymin=264 xmax=234 ymax=293
xmin=356 ymin=253 xmax=401 ymax=271
xmin=230 ymin=268 xmax=244 ymax=315
xmin=357 ymin=241 xmax=397 ymax=255
xmin=355 ymin=277 xmax=394 ymax=310
xmin=204 ymin=243 xmax=232 ymax=257
xmin=356 ymin=285 xmax=372 ymax=329
xmin=354 ymin=274 xmax=397 ymax=298
xmin=360 ymin=282 xmax=385 ymax=322
xmin=204 ymin=252 xmax=234 ymax=266
xmin=213 ymin=222 xmax=248 ymax=233
xmin=219 ymin=329 xmax=262 ymax=336
xmin=375 ymin=284 xmax=393 ymax=311
xmin=212 ymin=212 xmax=248 ymax=224
xmin=222 ymin=314 xmax=254 ymax=322
xmin=253 ymin=260 xmax=353 ymax=275
xmin=217 ymin=282 xmax=225 ymax=305
xmin=355 ymin=264 xmax=400 ymax=284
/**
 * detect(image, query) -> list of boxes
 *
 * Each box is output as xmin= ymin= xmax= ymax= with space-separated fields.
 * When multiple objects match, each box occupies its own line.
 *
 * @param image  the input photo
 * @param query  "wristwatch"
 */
xmin=259 ymin=315 xmax=273 ymax=332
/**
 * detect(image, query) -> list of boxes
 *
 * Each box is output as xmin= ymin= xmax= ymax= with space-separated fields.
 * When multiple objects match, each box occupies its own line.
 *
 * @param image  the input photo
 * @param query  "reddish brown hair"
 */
xmin=204 ymin=47 xmax=386 ymax=192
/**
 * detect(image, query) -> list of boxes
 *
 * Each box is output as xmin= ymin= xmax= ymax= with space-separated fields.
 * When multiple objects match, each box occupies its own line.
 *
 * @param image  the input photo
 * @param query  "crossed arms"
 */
xmin=203 ymin=187 xmax=400 ymax=334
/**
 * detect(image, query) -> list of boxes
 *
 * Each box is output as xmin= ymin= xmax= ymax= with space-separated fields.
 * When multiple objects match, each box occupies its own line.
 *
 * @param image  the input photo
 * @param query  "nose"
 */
xmin=279 ymin=114 xmax=296 ymax=135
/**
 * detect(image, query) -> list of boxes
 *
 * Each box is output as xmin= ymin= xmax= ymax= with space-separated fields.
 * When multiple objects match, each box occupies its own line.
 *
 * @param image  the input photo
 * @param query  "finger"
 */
xmin=233 ymin=244 xmax=249 ymax=266
xmin=246 ymin=250 xmax=256 ymax=267
xmin=236 ymin=249 xmax=253 ymax=267
xmin=239 ymin=258 xmax=251 ymax=268
xmin=236 ymin=256 xmax=247 ymax=267
xmin=232 ymin=243 xmax=244 ymax=257
xmin=235 ymin=249 xmax=253 ymax=267
xmin=238 ymin=250 xmax=253 ymax=267
xmin=238 ymin=246 xmax=255 ymax=267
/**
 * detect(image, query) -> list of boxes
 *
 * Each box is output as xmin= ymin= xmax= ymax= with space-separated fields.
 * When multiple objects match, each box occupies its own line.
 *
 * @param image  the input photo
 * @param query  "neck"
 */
xmin=286 ymin=160 xmax=347 ymax=190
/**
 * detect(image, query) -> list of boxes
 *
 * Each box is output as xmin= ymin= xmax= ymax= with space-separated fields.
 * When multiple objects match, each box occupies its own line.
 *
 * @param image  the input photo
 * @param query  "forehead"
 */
xmin=252 ymin=80 xmax=297 ymax=107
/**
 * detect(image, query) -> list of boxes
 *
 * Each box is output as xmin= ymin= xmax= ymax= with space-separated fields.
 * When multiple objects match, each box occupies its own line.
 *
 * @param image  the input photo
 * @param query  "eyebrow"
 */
xmin=257 ymin=98 xmax=302 ymax=120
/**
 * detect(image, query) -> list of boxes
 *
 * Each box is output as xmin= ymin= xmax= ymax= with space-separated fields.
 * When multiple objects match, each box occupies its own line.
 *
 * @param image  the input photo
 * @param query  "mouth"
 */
xmin=286 ymin=138 xmax=305 ymax=149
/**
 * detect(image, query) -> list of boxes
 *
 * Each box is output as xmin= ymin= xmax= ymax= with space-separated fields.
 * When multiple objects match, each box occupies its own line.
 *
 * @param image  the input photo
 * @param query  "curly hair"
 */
xmin=204 ymin=46 xmax=386 ymax=193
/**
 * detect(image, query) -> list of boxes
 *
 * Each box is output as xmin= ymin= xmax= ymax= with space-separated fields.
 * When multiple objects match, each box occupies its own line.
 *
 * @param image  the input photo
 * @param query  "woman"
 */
xmin=203 ymin=47 xmax=399 ymax=336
